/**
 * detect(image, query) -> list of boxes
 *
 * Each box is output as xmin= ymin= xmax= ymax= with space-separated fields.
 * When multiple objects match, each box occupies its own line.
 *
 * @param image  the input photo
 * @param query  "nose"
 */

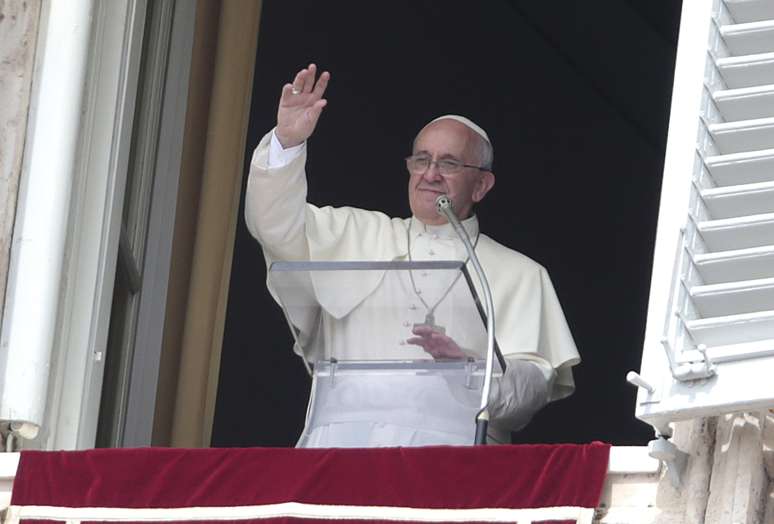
xmin=422 ymin=160 xmax=443 ymax=182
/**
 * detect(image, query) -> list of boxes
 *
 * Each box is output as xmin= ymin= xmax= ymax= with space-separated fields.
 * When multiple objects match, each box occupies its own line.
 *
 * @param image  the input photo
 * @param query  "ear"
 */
xmin=472 ymin=171 xmax=495 ymax=203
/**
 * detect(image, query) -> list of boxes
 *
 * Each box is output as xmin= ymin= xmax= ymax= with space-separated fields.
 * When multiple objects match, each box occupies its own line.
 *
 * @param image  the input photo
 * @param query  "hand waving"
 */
xmin=275 ymin=63 xmax=330 ymax=148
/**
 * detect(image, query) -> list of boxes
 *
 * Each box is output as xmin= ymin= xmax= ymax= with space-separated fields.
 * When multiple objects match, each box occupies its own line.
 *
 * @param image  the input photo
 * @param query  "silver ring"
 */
xmin=291 ymin=87 xmax=301 ymax=95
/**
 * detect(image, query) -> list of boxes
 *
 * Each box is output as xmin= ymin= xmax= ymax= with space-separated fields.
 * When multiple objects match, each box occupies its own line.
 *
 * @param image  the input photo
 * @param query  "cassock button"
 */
xmin=416 ymin=289 xmax=423 ymax=295
xmin=428 ymin=249 xmax=435 ymax=256
xmin=399 ymin=340 xmax=406 ymax=346
xmin=409 ymin=304 xmax=417 ymax=310
xmin=432 ymin=234 xmax=439 ymax=240
xmin=421 ymin=271 xmax=428 ymax=277
xmin=403 ymin=320 xmax=410 ymax=327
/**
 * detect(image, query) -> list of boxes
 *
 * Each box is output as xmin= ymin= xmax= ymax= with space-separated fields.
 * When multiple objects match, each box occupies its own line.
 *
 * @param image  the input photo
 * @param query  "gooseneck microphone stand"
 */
xmin=435 ymin=195 xmax=496 ymax=445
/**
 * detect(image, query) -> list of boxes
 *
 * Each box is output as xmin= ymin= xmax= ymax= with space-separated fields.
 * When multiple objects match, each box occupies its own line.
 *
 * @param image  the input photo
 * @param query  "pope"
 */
xmin=245 ymin=63 xmax=581 ymax=446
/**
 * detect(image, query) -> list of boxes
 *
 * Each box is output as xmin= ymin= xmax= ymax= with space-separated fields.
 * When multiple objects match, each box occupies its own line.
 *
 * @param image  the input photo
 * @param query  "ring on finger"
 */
xmin=291 ymin=87 xmax=301 ymax=95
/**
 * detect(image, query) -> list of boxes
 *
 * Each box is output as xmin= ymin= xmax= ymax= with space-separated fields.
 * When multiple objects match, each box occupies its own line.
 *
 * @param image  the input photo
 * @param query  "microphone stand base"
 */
xmin=474 ymin=419 xmax=488 ymax=445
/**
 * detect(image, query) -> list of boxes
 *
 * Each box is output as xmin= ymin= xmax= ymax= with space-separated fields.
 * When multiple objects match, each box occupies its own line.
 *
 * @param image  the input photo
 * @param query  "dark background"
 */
xmin=212 ymin=0 xmax=683 ymax=446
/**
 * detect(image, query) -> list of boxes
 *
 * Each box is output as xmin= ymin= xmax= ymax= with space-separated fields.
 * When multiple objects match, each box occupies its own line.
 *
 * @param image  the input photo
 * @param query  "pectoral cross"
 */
xmin=413 ymin=311 xmax=446 ymax=334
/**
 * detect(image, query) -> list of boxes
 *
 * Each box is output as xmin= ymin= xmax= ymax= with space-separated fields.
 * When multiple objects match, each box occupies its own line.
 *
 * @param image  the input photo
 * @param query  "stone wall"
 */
xmin=0 ymin=0 xmax=41 ymax=318
xmin=599 ymin=413 xmax=774 ymax=523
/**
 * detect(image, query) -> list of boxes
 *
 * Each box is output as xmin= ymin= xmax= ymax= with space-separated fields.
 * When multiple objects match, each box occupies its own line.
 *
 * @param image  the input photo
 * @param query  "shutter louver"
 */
xmin=635 ymin=0 xmax=774 ymax=435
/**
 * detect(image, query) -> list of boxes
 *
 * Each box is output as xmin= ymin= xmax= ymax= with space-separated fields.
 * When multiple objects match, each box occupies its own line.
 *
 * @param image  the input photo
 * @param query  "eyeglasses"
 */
xmin=405 ymin=154 xmax=488 ymax=176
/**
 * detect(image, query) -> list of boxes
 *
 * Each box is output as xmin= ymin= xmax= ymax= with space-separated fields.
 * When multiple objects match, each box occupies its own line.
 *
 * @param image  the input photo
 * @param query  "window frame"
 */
xmin=42 ymin=0 xmax=147 ymax=450
xmin=45 ymin=0 xmax=197 ymax=450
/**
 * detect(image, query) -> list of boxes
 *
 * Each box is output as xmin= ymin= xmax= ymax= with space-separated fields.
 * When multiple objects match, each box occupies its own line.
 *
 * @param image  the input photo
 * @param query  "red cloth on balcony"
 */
xmin=9 ymin=443 xmax=609 ymax=524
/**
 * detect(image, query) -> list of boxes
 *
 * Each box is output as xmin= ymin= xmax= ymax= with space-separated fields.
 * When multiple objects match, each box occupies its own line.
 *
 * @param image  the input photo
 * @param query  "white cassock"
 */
xmin=245 ymin=130 xmax=581 ymax=447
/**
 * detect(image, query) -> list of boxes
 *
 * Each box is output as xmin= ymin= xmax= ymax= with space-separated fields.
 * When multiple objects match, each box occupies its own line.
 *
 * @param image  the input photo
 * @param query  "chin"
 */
xmin=411 ymin=192 xmax=448 ymax=222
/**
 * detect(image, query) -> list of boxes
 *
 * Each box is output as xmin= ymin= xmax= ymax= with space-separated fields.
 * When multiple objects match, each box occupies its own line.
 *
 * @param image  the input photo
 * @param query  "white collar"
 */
xmin=408 ymin=214 xmax=480 ymax=240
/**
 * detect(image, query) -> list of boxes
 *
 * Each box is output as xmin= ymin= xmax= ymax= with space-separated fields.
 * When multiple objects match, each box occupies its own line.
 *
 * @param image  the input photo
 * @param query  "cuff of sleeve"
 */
xmin=487 ymin=358 xmax=553 ymax=432
xmin=269 ymin=130 xmax=306 ymax=168
xmin=505 ymin=355 xmax=557 ymax=388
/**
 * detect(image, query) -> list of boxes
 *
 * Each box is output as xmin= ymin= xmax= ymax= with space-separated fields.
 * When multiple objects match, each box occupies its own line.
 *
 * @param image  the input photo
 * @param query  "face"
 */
xmin=408 ymin=120 xmax=495 ymax=225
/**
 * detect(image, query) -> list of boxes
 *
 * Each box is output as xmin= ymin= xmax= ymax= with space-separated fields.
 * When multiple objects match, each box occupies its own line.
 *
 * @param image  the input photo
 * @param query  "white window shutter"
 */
xmin=635 ymin=0 xmax=774 ymax=436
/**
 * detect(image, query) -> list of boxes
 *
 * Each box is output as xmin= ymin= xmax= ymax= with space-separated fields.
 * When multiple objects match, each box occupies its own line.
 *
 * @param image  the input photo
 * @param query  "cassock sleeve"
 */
xmin=245 ymin=130 xmax=322 ymax=360
xmin=245 ymin=130 xmax=310 ymax=262
xmin=488 ymin=357 xmax=554 ymax=433
xmin=477 ymin=238 xmax=580 ymax=402
xmin=475 ymin=238 xmax=580 ymax=433
xmin=244 ymin=130 xmax=402 ymax=357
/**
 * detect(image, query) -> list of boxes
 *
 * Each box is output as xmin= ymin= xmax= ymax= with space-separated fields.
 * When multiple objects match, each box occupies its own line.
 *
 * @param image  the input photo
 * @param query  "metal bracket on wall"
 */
xmin=648 ymin=436 xmax=688 ymax=489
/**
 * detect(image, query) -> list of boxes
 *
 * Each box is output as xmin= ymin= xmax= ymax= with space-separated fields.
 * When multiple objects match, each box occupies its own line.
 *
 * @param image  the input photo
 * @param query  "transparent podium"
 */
xmin=268 ymin=261 xmax=504 ymax=447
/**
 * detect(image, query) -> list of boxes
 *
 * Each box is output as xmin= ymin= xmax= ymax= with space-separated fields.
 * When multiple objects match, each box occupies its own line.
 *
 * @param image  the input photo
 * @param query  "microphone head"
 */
xmin=435 ymin=194 xmax=452 ymax=214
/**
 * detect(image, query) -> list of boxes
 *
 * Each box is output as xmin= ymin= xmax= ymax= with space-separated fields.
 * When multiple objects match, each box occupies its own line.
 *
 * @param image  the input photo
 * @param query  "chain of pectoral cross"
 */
xmin=406 ymin=217 xmax=480 ymax=334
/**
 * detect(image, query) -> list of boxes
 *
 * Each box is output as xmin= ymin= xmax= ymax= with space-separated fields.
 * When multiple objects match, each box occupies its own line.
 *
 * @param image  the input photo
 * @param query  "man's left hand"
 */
xmin=407 ymin=325 xmax=467 ymax=359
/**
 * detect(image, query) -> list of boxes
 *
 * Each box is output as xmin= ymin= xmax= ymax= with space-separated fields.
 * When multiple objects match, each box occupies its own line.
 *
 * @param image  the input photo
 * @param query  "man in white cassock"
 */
xmin=246 ymin=64 xmax=580 ymax=447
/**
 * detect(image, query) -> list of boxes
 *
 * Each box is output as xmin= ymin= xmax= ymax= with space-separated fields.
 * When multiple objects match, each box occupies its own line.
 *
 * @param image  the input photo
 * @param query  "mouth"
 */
xmin=416 ymin=186 xmax=445 ymax=195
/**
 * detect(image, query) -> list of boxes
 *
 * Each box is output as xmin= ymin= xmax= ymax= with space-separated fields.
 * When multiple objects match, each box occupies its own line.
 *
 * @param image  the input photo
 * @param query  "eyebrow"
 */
xmin=438 ymin=153 xmax=461 ymax=161
xmin=412 ymin=150 xmax=462 ymax=161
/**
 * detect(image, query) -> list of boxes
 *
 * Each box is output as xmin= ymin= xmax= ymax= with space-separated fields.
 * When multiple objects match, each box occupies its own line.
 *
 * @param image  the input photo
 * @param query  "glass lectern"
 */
xmin=267 ymin=261 xmax=503 ymax=446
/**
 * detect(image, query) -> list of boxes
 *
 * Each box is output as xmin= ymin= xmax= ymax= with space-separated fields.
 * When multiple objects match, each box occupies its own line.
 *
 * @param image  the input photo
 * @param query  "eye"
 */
xmin=438 ymin=159 xmax=461 ymax=171
xmin=410 ymin=156 xmax=431 ymax=169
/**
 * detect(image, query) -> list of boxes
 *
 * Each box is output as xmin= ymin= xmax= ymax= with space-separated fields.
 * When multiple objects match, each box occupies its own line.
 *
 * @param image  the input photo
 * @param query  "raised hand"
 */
xmin=275 ymin=63 xmax=330 ymax=148
xmin=407 ymin=325 xmax=468 ymax=360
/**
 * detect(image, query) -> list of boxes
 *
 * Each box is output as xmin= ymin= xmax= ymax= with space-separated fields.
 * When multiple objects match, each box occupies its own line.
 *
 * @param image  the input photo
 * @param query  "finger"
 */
xmin=291 ymin=68 xmax=306 ymax=94
xmin=312 ymin=71 xmax=330 ymax=100
xmin=280 ymin=83 xmax=296 ymax=104
xmin=304 ymin=99 xmax=327 ymax=125
xmin=405 ymin=337 xmax=430 ymax=348
xmin=411 ymin=325 xmax=436 ymax=336
xmin=302 ymin=63 xmax=317 ymax=93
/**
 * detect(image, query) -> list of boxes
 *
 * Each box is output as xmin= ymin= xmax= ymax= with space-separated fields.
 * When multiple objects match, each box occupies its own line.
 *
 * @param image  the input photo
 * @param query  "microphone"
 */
xmin=435 ymin=195 xmax=453 ymax=215
xmin=434 ymin=195 xmax=497 ymax=445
